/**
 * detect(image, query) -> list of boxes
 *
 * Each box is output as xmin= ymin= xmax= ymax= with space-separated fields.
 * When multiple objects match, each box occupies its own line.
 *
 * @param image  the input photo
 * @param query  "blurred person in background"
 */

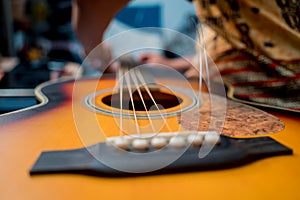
xmin=72 ymin=0 xmax=300 ymax=112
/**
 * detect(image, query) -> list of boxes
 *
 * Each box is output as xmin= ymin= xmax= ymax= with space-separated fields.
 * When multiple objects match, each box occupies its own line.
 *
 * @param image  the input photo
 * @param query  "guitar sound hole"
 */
xmin=102 ymin=89 xmax=182 ymax=111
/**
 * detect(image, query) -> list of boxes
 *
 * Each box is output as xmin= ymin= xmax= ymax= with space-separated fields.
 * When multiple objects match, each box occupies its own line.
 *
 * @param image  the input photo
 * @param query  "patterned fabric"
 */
xmin=194 ymin=0 xmax=300 ymax=112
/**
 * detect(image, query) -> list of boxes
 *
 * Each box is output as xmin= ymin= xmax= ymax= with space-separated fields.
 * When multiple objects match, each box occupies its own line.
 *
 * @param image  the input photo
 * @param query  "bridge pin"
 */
xmin=187 ymin=134 xmax=204 ymax=146
xmin=114 ymin=138 xmax=130 ymax=150
xmin=169 ymin=136 xmax=186 ymax=148
xmin=132 ymin=139 xmax=149 ymax=151
xmin=151 ymin=137 xmax=167 ymax=149
xmin=204 ymin=134 xmax=221 ymax=145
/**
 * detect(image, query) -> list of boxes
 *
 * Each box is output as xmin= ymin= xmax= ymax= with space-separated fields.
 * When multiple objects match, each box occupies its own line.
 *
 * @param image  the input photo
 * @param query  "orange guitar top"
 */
xmin=0 ymin=77 xmax=299 ymax=200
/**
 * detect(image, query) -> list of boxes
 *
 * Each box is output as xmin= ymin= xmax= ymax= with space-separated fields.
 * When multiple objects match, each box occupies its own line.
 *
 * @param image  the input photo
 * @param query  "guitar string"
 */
xmin=115 ymin=24 xmax=209 ymax=137
xmin=118 ymin=66 xmax=124 ymax=136
xmin=118 ymin=56 xmax=175 ymax=135
xmin=135 ymin=69 xmax=172 ymax=132
xmin=123 ymin=66 xmax=141 ymax=135
xmin=198 ymin=27 xmax=203 ymax=100
xmin=129 ymin=68 xmax=156 ymax=133
xmin=197 ymin=23 xmax=210 ymax=97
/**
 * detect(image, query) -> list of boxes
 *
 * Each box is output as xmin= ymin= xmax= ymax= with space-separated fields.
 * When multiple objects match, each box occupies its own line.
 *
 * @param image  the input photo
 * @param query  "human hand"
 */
xmin=139 ymin=53 xmax=173 ymax=67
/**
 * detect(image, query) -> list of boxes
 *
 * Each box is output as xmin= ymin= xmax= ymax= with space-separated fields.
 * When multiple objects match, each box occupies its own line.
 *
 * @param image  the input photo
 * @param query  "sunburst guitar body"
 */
xmin=0 ymin=73 xmax=299 ymax=200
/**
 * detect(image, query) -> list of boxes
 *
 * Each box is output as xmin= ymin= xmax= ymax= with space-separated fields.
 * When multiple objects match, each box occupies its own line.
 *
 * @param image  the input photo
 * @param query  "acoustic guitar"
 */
xmin=0 ymin=65 xmax=299 ymax=199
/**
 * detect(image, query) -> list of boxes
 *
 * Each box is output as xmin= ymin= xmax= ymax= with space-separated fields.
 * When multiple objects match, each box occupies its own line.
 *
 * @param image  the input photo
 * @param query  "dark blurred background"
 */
xmin=0 ymin=0 xmax=83 ymax=89
xmin=0 ymin=0 xmax=196 ymax=113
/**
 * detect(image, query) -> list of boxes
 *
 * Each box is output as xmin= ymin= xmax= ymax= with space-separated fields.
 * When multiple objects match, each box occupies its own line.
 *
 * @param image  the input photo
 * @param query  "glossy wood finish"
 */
xmin=0 ymin=77 xmax=299 ymax=200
